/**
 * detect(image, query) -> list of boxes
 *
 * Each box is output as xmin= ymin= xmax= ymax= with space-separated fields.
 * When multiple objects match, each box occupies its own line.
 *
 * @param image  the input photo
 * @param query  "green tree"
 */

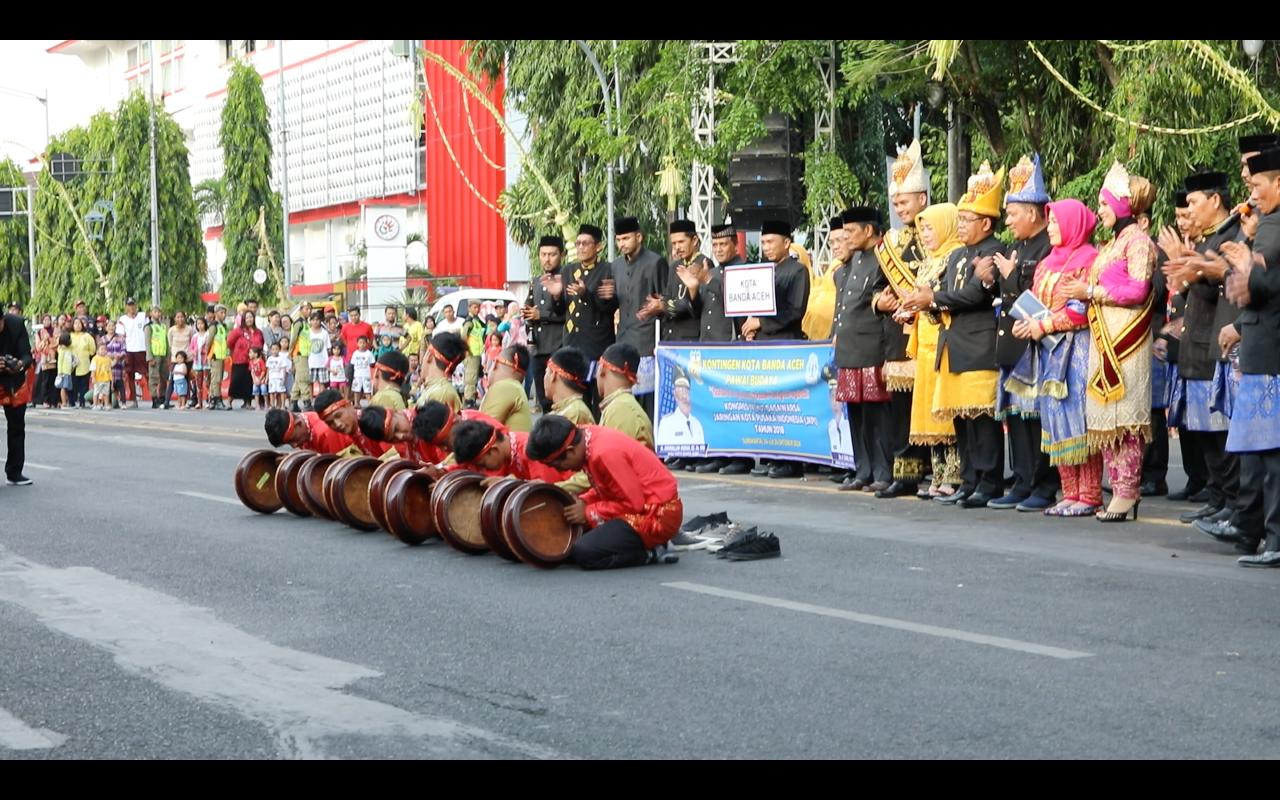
xmin=0 ymin=159 xmax=31 ymax=306
xmin=219 ymin=60 xmax=282 ymax=307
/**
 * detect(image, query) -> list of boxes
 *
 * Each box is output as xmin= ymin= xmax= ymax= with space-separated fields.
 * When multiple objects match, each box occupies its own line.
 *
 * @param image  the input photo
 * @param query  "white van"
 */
xmin=427 ymin=288 xmax=518 ymax=323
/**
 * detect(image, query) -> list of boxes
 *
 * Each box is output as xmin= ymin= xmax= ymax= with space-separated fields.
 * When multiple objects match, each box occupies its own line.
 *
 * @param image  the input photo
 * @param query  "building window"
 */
xmin=160 ymin=39 xmax=171 ymax=55
xmin=223 ymin=40 xmax=259 ymax=61
xmin=127 ymin=46 xmax=139 ymax=69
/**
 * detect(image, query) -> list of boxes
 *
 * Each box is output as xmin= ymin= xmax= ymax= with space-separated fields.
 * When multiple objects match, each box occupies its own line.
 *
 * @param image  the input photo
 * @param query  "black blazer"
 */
xmin=833 ymin=250 xmax=888 ymax=369
xmin=698 ymin=257 xmax=743 ymax=342
xmin=0 ymin=313 xmax=33 ymax=393
xmin=525 ymin=266 xmax=567 ymax=356
xmin=612 ymin=248 xmax=667 ymax=357
xmin=1181 ymin=216 xmax=1242 ymax=380
xmin=661 ymin=254 xmax=710 ymax=342
xmin=1237 ymin=212 xmax=1280 ymax=375
xmin=561 ymin=260 xmax=616 ymax=363
xmin=995 ymin=229 xmax=1050 ymax=367
xmin=933 ymin=236 xmax=1004 ymax=373
xmin=755 ymin=256 xmax=810 ymax=341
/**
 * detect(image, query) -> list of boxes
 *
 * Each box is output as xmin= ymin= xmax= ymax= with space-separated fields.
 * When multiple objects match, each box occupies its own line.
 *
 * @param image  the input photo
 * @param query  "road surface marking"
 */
xmin=0 ymin=546 xmax=559 ymax=759
xmin=663 ymin=581 xmax=1093 ymax=660
xmin=0 ymin=707 xmax=66 ymax=750
xmin=178 ymin=491 xmax=243 ymax=506
xmin=23 ymin=463 xmax=62 ymax=471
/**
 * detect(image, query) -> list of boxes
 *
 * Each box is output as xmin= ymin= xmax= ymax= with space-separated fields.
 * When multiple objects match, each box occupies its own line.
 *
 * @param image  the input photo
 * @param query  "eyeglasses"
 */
xmin=957 ymin=214 xmax=981 ymax=225
xmin=574 ymin=239 xmax=596 ymax=247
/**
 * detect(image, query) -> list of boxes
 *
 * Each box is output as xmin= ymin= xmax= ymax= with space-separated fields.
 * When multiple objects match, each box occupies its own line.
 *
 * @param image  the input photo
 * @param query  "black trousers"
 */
xmin=34 ymin=370 xmax=55 ymax=407
xmin=1178 ymin=426 xmax=1209 ymax=492
xmin=1234 ymin=449 xmax=1280 ymax=549
xmin=72 ymin=373 xmax=90 ymax=407
xmin=532 ymin=354 xmax=552 ymax=414
xmin=1189 ymin=430 xmax=1239 ymax=508
xmin=1007 ymin=415 xmax=1059 ymax=500
xmin=635 ymin=390 xmax=653 ymax=423
xmin=890 ymin=390 xmax=927 ymax=484
xmin=848 ymin=401 xmax=893 ymax=483
xmin=571 ymin=519 xmax=651 ymax=570
xmin=955 ymin=414 xmax=1004 ymax=496
xmin=1142 ymin=407 xmax=1169 ymax=484
xmin=4 ymin=403 xmax=25 ymax=480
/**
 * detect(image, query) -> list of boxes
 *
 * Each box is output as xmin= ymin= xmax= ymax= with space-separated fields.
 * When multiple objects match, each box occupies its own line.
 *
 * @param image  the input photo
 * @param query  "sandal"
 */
xmin=1060 ymin=503 xmax=1102 ymax=517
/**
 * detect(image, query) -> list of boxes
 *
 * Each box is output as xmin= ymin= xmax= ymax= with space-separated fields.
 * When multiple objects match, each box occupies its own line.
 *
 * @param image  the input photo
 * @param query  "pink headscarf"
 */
xmin=1099 ymin=189 xmax=1132 ymax=220
xmin=1040 ymin=199 xmax=1099 ymax=274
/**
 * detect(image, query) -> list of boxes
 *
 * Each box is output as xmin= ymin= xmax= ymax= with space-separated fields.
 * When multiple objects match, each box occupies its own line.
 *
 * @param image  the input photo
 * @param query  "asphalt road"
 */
xmin=2 ymin=406 xmax=1277 ymax=759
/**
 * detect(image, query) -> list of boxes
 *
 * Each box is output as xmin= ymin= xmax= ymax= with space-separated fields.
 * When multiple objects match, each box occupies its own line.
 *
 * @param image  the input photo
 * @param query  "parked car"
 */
xmin=427 ymin=288 xmax=518 ymax=323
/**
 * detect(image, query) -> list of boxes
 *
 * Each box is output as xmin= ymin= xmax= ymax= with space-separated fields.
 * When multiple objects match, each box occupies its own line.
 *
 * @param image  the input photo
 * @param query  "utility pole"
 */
xmin=148 ymin=40 xmax=161 ymax=307
xmin=278 ymin=40 xmax=292 ymax=291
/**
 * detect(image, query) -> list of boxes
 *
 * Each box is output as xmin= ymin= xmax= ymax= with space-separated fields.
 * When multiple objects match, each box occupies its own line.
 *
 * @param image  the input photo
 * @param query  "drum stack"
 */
xmin=233 ymin=449 xmax=583 ymax=568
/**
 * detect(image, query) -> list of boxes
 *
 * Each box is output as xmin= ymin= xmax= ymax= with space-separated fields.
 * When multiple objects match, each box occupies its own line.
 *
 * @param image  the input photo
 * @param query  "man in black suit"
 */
xmin=523 ymin=234 xmax=568 ymax=414
xmin=561 ymin=223 xmax=616 ymax=414
xmin=0 ymin=311 xmax=34 ymax=485
xmin=696 ymin=223 xmax=752 ymax=476
xmin=610 ymin=216 xmax=667 ymax=422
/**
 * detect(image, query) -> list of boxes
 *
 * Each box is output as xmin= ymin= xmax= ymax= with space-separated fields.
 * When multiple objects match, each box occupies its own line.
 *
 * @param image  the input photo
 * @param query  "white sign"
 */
xmin=723 ymin=262 xmax=777 ymax=317
xmin=364 ymin=206 xmax=407 ymax=250
xmin=252 ymin=268 xmax=267 ymax=285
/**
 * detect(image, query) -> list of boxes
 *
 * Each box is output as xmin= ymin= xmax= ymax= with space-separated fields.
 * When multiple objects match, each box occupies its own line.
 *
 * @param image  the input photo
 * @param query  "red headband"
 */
xmin=383 ymin=409 xmax=396 ymax=441
xmin=598 ymin=357 xmax=637 ymax=384
xmin=463 ymin=426 xmax=501 ymax=466
xmin=373 ymin=362 xmax=404 ymax=382
xmin=434 ymin=413 xmax=457 ymax=446
xmin=283 ymin=413 xmax=299 ymax=445
xmin=318 ymin=398 xmax=349 ymax=422
xmin=543 ymin=426 xmax=578 ymax=462
xmin=548 ymin=360 xmax=587 ymax=390
xmin=496 ymin=356 xmax=526 ymax=377
xmin=427 ymin=344 xmax=463 ymax=376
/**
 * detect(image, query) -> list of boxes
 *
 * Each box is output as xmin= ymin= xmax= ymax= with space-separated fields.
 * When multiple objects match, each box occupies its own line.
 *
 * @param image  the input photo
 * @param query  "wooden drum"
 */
xmin=368 ymin=458 xmax=418 ymax=534
xmin=323 ymin=456 xmax=382 ymax=532
xmin=501 ymin=482 xmax=583 ymax=569
xmin=233 ymin=449 xmax=285 ymax=514
xmin=297 ymin=453 xmax=341 ymax=520
xmin=478 ymin=478 xmax=523 ymax=562
xmin=382 ymin=469 xmax=439 ymax=545
xmin=275 ymin=450 xmax=317 ymax=517
xmin=430 ymin=471 xmax=489 ymax=555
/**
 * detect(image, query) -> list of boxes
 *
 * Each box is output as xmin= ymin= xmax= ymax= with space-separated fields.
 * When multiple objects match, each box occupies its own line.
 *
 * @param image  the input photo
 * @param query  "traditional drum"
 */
xmin=478 ymin=477 xmax=523 ymax=561
xmin=367 ymin=458 xmax=418 ymax=534
xmin=297 ymin=453 xmax=341 ymax=520
xmin=233 ymin=449 xmax=285 ymax=514
xmin=275 ymin=450 xmax=317 ymax=517
xmin=323 ymin=456 xmax=382 ymax=532
xmin=382 ymin=468 xmax=439 ymax=545
xmin=430 ymin=471 xmax=490 ymax=555
xmin=500 ymin=482 xmax=583 ymax=568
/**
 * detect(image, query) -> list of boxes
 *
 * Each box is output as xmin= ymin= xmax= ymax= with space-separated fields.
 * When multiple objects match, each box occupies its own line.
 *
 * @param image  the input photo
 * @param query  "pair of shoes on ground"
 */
xmin=709 ymin=526 xmax=781 ymax=561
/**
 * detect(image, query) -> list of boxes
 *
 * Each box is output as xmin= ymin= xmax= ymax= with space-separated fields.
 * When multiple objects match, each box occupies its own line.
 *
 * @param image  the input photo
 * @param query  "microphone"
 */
xmin=1221 ymin=200 xmax=1256 ymax=230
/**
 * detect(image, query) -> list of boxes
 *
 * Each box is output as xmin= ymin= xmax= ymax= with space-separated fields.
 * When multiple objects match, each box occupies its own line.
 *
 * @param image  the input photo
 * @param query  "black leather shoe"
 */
xmin=1188 ymin=489 xmax=1213 ymax=504
xmin=768 ymin=463 xmax=802 ymax=479
xmin=1140 ymin=481 xmax=1169 ymax=497
xmin=866 ymin=480 xmax=891 ymax=493
xmin=837 ymin=477 xmax=861 ymax=492
xmin=719 ymin=461 xmax=751 ymax=476
xmin=1206 ymin=507 xmax=1233 ymax=523
xmin=666 ymin=458 xmax=688 ymax=471
xmin=695 ymin=458 xmax=728 ymax=474
xmin=1167 ymin=486 xmax=1197 ymax=501
xmin=749 ymin=464 xmax=771 ymax=477
xmin=934 ymin=489 xmax=971 ymax=505
xmin=960 ymin=491 xmax=995 ymax=509
xmin=827 ymin=471 xmax=851 ymax=484
xmin=875 ymin=481 xmax=918 ymax=498
xmin=1195 ymin=518 xmax=1261 ymax=553
xmin=1238 ymin=550 xmax=1280 ymax=568
xmin=1180 ymin=504 xmax=1224 ymax=524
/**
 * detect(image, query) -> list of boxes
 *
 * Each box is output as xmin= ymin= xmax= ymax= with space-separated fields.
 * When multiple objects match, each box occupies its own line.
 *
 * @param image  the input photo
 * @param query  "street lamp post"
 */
xmin=574 ymin=40 xmax=618 ymax=263
xmin=0 ymin=85 xmax=50 ymax=301
xmin=147 ymin=41 xmax=161 ymax=308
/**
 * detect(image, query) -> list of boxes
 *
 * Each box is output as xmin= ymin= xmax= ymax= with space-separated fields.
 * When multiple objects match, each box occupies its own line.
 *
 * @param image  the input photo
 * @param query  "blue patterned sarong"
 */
xmin=1151 ymin=354 xmax=1170 ymax=411
xmin=1184 ymin=377 xmax=1230 ymax=433
xmin=1226 ymin=373 xmax=1280 ymax=453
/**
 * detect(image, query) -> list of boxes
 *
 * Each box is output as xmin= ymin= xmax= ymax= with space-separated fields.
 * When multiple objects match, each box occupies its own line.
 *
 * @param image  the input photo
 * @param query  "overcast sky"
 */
xmin=0 ymin=40 xmax=94 ymax=167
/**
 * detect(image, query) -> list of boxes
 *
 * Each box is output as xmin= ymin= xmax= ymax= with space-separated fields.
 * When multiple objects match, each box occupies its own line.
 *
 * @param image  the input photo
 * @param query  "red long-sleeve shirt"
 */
xmin=579 ymin=425 xmax=680 ymax=547
xmin=297 ymin=412 xmax=354 ymax=454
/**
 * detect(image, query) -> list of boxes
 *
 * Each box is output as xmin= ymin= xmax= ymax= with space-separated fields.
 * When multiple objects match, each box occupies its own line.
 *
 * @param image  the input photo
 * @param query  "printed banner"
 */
xmin=654 ymin=341 xmax=856 ymax=469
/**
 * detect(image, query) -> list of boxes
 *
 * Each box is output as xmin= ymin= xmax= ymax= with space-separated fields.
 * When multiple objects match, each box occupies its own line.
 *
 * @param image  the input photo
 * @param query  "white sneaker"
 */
xmin=7 ymin=475 xmax=33 ymax=486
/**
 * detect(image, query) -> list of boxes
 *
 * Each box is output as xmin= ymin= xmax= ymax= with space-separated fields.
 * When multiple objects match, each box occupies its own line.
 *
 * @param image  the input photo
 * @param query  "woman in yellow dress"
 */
xmin=898 ymin=203 xmax=964 ymax=498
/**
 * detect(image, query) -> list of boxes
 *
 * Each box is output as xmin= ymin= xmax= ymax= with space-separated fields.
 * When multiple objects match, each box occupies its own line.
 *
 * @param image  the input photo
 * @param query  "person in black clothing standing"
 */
xmin=0 ymin=312 xmax=34 ymax=485
xmin=524 ymin=234 xmax=569 ymax=414
xmin=697 ymin=223 xmax=752 ymax=476
xmin=745 ymin=219 xmax=812 ymax=479
xmin=658 ymin=219 xmax=716 ymax=472
xmin=989 ymin=154 xmax=1059 ymax=511
xmin=609 ymin=216 xmax=667 ymax=422
xmin=561 ymin=223 xmax=616 ymax=414
xmin=831 ymin=206 xmax=894 ymax=492
xmin=902 ymin=162 xmax=1007 ymax=508
xmin=1139 ymin=192 xmax=1176 ymax=497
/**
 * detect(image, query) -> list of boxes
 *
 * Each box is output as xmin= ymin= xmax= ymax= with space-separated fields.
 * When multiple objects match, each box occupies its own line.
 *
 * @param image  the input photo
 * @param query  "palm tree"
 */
xmin=193 ymin=178 xmax=226 ymax=226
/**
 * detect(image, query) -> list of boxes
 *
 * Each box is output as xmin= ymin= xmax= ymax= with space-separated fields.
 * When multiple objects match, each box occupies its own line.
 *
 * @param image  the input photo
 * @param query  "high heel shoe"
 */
xmin=1097 ymin=499 xmax=1140 ymax=523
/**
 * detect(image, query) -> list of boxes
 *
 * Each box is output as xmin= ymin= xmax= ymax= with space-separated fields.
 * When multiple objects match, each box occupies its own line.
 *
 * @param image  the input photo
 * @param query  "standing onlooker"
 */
xmin=226 ymin=311 xmax=265 ymax=410
xmin=170 ymin=351 xmax=191 ymax=410
xmin=34 ymin=319 xmax=58 ymax=409
xmin=145 ymin=306 xmax=171 ymax=409
xmin=305 ymin=312 xmax=331 ymax=398
xmin=377 ymin=306 xmax=403 ymax=345
xmin=91 ymin=344 xmax=113 ymax=410
xmin=340 ymin=306 xmax=374 ymax=388
xmin=279 ymin=314 xmax=295 ymax=398
xmin=104 ymin=322 xmax=126 ymax=409
xmin=263 ymin=311 xmax=286 ymax=351
xmin=266 ymin=341 xmax=291 ymax=409
xmin=460 ymin=301 xmax=485 ymax=407
xmin=435 ymin=304 xmax=463 ymax=336
xmin=327 ymin=344 xmax=348 ymax=401
xmin=248 ymin=347 xmax=268 ymax=410
xmin=400 ymin=308 xmax=423 ymax=359
xmin=0 ymin=309 xmax=34 ymax=484
xmin=206 ymin=305 xmax=230 ymax=410
xmin=350 ymin=336 xmax=374 ymax=406
xmin=167 ymin=311 xmax=193 ymax=399
xmin=118 ymin=298 xmax=148 ymax=408
xmin=190 ymin=317 xmax=210 ymax=409
xmin=69 ymin=317 xmax=96 ymax=409
xmin=55 ymin=332 xmax=75 ymax=408
xmin=289 ymin=304 xmax=313 ymax=411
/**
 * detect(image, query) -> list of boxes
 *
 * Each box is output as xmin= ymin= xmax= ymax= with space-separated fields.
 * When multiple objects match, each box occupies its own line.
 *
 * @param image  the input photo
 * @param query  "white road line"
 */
xmin=0 ymin=706 xmax=66 ymax=750
xmin=177 ymin=491 xmax=243 ymax=506
xmin=663 ymin=581 xmax=1093 ymax=660
xmin=23 ymin=463 xmax=62 ymax=471
xmin=0 ymin=545 xmax=559 ymax=760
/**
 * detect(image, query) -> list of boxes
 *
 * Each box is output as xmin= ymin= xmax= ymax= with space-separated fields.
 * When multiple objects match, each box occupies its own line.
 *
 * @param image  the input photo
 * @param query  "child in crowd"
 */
xmin=350 ymin=336 xmax=375 ymax=406
xmin=248 ymin=346 xmax=268 ymax=410
xmin=190 ymin=317 xmax=210 ymax=409
xmin=307 ymin=312 xmax=331 ymax=397
xmin=91 ymin=343 xmax=113 ymax=410
xmin=170 ymin=351 xmax=191 ymax=410
xmin=267 ymin=341 xmax=292 ymax=410
xmin=327 ymin=343 xmax=348 ymax=401
xmin=374 ymin=333 xmax=397 ymax=361
xmin=56 ymin=332 xmax=76 ymax=408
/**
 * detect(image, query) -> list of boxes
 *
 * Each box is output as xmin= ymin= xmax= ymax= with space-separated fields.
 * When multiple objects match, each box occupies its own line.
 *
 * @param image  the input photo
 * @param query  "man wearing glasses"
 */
xmin=560 ymin=224 xmax=617 ymax=412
